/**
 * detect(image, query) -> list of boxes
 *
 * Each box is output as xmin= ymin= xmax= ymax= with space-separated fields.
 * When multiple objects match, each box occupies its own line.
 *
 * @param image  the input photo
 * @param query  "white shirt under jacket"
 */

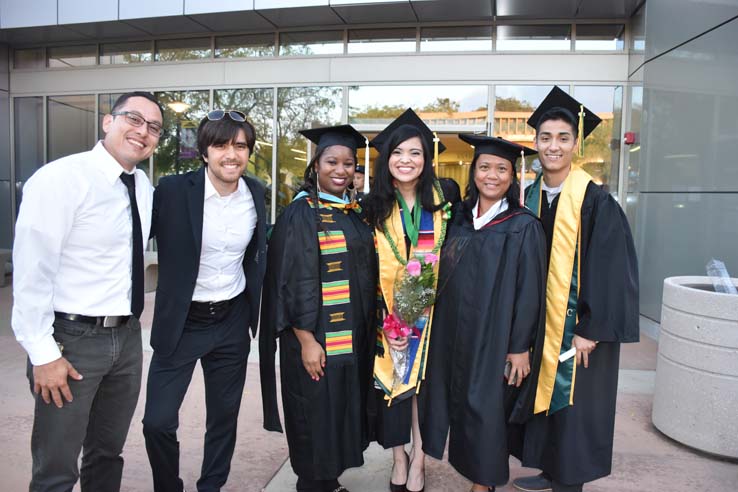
xmin=191 ymin=170 xmax=256 ymax=303
xmin=12 ymin=141 xmax=153 ymax=366
xmin=472 ymin=198 xmax=509 ymax=230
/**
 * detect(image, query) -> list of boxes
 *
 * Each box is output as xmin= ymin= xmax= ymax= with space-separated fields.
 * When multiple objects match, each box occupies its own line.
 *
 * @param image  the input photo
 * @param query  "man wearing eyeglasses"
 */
xmin=12 ymin=91 xmax=163 ymax=491
xmin=142 ymin=110 xmax=267 ymax=492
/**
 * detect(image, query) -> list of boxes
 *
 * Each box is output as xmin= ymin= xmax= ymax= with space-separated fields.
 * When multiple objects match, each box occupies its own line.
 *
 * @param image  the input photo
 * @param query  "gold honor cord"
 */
xmin=533 ymin=168 xmax=592 ymax=414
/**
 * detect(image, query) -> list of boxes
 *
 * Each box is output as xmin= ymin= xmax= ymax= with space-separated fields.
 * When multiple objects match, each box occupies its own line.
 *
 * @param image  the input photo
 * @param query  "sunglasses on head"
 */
xmin=206 ymin=110 xmax=246 ymax=122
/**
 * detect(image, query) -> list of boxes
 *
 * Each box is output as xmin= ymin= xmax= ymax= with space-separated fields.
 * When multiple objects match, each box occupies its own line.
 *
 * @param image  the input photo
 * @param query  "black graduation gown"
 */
xmin=259 ymin=198 xmax=377 ymax=480
xmin=521 ymin=182 xmax=639 ymax=486
xmin=421 ymin=204 xmax=547 ymax=487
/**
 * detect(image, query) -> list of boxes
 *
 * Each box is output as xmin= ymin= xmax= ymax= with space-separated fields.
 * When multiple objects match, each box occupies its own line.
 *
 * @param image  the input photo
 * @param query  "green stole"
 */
xmin=526 ymin=168 xmax=592 ymax=415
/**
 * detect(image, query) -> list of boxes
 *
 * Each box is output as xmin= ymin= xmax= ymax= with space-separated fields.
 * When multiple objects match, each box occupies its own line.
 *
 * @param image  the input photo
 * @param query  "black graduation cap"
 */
xmin=526 ymin=86 xmax=602 ymax=140
xmin=370 ymin=108 xmax=447 ymax=154
xmin=458 ymin=134 xmax=537 ymax=166
xmin=355 ymin=164 xmax=366 ymax=174
xmin=299 ymin=124 xmax=367 ymax=153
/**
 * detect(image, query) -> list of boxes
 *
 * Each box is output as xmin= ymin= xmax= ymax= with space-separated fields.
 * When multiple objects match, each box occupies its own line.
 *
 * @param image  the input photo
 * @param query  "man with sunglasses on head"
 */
xmin=142 ymin=109 xmax=267 ymax=492
xmin=12 ymin=91 xmax=163 ymax=491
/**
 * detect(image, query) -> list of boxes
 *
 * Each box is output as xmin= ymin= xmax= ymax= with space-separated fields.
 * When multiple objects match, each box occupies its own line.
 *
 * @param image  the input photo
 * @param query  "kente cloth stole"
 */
xmin=526 ymin=168 xmax=592 ymax=415
xmin=307 ymin=198 xmax=356 ymax=365
xmin=374 ymin=188 xmax=443 ymax=404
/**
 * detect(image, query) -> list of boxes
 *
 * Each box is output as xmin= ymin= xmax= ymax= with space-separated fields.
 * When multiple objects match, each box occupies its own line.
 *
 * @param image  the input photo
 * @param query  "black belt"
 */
xmin=54 ymin=312 xmax=131 ymax=328
xmin=188 ymin=295 xmax=240 ymax=319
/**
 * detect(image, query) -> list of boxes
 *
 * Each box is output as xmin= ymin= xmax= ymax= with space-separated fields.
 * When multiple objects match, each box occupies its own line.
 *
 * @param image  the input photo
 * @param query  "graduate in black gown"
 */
xmin=259 ymin=125 xmax=378 ymax=492
xmin=421 ymin=135 xmax=547 ymax=492
xmin=512 ymin=87 xmax=639 ymax=492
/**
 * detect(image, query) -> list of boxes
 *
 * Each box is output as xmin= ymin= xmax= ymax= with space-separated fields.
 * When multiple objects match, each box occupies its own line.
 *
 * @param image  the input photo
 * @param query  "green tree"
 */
xmin=495 ymin=96 xmax=535 ymax=111
xmin=420 ymin=97 xmax=460 ymax=115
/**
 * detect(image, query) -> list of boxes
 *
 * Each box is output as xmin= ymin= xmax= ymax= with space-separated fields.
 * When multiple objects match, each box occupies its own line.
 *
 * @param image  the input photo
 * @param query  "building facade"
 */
xmin=0 ymin=0 xmax=736 ymax=325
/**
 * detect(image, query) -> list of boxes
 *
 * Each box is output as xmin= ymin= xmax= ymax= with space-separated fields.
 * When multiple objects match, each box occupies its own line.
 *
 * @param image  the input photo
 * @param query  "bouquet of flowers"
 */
xmin=382 ymin=253 xmax=439 ymax=391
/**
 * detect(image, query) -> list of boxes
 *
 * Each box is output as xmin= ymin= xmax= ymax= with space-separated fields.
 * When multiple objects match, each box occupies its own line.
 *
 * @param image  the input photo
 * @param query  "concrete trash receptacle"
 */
xmin=652 ymin=276 xmax=738 ymax=458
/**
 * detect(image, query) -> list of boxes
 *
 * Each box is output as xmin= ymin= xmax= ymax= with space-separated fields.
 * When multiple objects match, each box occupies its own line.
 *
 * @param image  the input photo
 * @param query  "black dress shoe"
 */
xmin=512 ymin=473 xmax=553 ymax=492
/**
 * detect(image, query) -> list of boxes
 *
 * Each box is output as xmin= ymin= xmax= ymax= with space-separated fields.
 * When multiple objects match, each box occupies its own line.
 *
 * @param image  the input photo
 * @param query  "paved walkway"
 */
xmin=1 ymin=283 xmax=735 ymax=491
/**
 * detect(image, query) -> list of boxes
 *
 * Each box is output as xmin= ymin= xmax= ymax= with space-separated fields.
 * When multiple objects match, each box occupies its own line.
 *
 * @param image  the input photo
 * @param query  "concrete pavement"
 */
xmin=1 ymin=283 xmax=735 ymax=491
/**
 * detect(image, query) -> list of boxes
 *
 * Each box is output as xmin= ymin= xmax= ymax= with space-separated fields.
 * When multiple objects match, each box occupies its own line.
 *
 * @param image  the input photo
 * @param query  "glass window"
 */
xmin=496 ymin=25 xmax=571 ymax=51
xmin=14 ymin=97 xmax=44 ymax=195
xmin=494 ymin=85 xmax=569 ymax=185
xmin=47 ymin=95 xmax=96 ymax=162
xmin=279 ymin=31 xmax=344 ymax=56
xmin=570 ymin=86 xmax=621 ymax=190
xmin=153 ymin=91 xmax=210 ymax=183
xmin=275 ymin=86 xmax=343 ymax=215
xmin=575 ymin=24 xmax=625 ymax=51
xmin=420 ymin=26 xmax=492 ymax=52
xmin=349 ymin=85 xmax=488 ymax=127
xmin=100 ymin=41 xmax=152 ymax=64
xmin=348 ymin=28 xmax=416 ymax=54
xmin=439 ymin=134 xmax=477 ymax=195
xmin=155 ymin=38 xmax=212 ymax=62
xmin=48 ymin=45 xmax=97 ymax=68
xmin=13 ymin=48 xmax=45 ymax=69
xmin=214 ymin=88 xmax=274 ymax=214
xmin=215 ymin=33 xmax=275 ymax=58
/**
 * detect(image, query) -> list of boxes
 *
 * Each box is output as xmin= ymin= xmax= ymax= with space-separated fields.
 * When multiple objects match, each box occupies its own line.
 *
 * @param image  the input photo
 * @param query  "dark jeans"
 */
xmin=142 ymin=294 xmax=250 ymax=492
xmin=27 ymin=316 xmax=143 ymax=492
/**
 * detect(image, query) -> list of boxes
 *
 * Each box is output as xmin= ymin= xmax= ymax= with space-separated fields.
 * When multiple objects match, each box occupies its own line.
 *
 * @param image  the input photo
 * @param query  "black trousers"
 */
xmin=28 ymin=316 xmax=143 ymax=492
xmin=142 ymin=294 xmax=250 ymax=492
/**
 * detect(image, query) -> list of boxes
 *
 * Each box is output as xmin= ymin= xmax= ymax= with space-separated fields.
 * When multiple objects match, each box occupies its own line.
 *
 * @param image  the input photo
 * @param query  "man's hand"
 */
xmin=33 ymin=357 xmax=83 ymax=408
xmin=386 ymin=335 xmax=409 ymax=352
xmin=506 ymin=351 xmax=530 ymax=387
xmin=293 ymin=329 xmax=326 ymax=381
xmin=573 ymin=335 xmax=597 ymax=368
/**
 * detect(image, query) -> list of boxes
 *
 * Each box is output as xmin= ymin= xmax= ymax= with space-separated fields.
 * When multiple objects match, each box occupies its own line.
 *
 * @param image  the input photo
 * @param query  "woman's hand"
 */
xmin=293 ymin=329 xmax=326 ymax=381
xmin=386 ymin=335 xmax=409 ymax=352
xmin=505 ymin=351 xmax=530 ymax=387
xmin=573 ymin=335 xmax=597 ymax=368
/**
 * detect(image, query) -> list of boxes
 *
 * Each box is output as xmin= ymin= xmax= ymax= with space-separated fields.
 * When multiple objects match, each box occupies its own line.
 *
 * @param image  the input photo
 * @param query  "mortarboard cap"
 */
xmin=370 ymin=108 xmax=447 ymax=154
xmin=355 ymin=164 xmax=366 ymax=174
xmin=458 ymin=134 xmax=536 ymax=166
xmin=527 ymin=86 xmax=602 ymax=140
xmin=299 ymin=124 xmax=366 ymax=154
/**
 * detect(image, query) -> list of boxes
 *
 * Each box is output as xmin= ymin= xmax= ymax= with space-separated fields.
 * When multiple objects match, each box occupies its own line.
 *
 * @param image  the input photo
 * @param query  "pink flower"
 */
xmin=424 ymin=253 xmax=438 ymax=266
xmin=382 ymin=312 xmax=412 ymax=339
xmin=406 ymin=259 xmax=422 ymax=277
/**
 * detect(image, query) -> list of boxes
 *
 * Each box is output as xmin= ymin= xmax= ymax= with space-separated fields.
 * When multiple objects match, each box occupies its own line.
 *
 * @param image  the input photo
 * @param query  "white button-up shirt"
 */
xmin=12 ymin=141 xmax=153 ymax=365
xmin=192 ymin=170 xmax=257 ymax=302
xmin=472 ymin=198 xmax=509 ymax=230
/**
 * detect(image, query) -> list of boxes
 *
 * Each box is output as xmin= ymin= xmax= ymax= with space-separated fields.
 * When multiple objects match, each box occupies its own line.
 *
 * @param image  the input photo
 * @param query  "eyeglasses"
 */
xmin=112 ymin=111 xmax=164 ymax=137
xmin=206 ymin=110 xmax=246 ymax=122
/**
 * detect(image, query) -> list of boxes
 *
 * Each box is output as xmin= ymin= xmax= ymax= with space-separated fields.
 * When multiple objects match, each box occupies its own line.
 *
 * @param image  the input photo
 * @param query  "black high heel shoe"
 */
xmin=389 ymin=451 xmax=409 ymax=492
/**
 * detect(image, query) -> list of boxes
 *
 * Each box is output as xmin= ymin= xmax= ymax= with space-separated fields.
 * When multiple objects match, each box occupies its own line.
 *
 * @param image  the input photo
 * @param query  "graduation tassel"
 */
xmin=433 ymin=131 xmax=440 ymax=168
xmin=363 ymin=137 xmax=370 ymax=194
xmin=519 ymin=148 xmax=526 ymax=207
xmin=577 ymin=104 xmax=585 ymax=157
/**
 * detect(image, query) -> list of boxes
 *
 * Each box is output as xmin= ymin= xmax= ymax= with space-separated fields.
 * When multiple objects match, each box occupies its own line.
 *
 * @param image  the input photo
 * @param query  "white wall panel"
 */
xmin=255 ymin=0 xmax=327 ymax=8
xmin=0 ymin=0 xmax=56 ymax=28
xmin=59 ymin=0 xmax=118 ymax=24
xmin=119 ymin=0 xmax=183 ymax=20
xmin=185 ymin=0 xmax=254 ymax=15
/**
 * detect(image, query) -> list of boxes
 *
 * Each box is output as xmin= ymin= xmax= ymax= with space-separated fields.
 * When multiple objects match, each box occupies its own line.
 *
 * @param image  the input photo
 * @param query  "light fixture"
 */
xmin=167 ymin=101 xmax=190 ymax=114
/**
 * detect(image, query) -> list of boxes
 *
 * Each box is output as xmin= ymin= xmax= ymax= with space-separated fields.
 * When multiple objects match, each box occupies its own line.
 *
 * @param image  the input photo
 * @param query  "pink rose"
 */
xmin=424 ymin=253 xmax=438 ymax=266
xmin=406 ymin=259 xmax=422 ymax=277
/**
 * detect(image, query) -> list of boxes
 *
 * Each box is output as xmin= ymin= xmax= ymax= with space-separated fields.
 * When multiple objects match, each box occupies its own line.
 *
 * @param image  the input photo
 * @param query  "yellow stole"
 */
xmin=534 ymin=168 xmax=592 ymax=414
xmin=374 ymin=188 xmax=443 ymax=403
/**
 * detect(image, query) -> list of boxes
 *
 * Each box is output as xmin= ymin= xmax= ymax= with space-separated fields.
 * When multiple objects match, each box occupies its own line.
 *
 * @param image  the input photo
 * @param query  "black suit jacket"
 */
xmin=150 ymin=166 xmax=267 ymax=357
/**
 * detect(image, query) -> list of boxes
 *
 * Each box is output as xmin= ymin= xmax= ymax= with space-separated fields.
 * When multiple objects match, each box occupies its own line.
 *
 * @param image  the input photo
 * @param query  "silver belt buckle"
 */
xmin=102 ymin=316 xmax=120 ymax=328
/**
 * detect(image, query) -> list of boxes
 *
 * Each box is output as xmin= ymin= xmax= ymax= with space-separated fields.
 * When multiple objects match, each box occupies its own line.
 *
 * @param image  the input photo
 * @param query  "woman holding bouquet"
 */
xmin=363 ymin=109 xmax=456 ymax=492
xmin=421 ymin=134 xmax=547 ymax=492
xmin=259 ymin=125 xmax=378 ymax=492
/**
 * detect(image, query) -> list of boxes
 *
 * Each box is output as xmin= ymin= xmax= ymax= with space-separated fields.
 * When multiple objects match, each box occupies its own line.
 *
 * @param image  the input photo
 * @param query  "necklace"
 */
xmin=381 ymin=180 xmax=449 ymax=265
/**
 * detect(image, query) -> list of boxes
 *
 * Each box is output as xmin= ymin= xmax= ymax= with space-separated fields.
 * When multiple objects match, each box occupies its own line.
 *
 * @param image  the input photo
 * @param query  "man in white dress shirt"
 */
xmin=142 ymin=110 xmax=267 ymax=492
xmin=12 ymin=91 xmax=163 ymax=492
